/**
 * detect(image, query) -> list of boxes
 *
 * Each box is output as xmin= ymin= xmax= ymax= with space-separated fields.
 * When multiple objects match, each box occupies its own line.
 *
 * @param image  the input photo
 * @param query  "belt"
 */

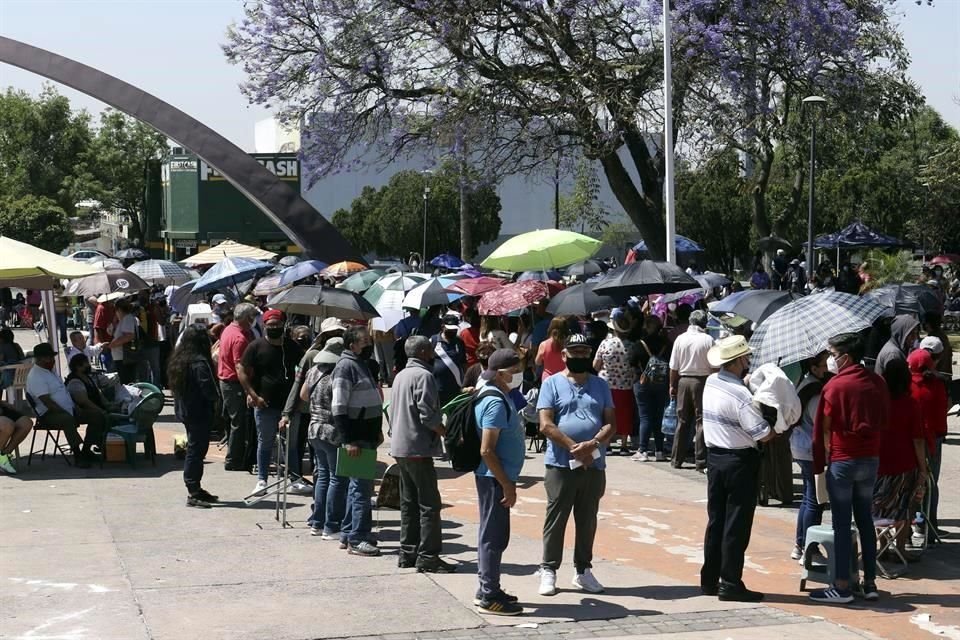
xmin=680 ymin=374 xmax=709 ymax=379
xmin=707 ymin=446 xmax=759 ymax=456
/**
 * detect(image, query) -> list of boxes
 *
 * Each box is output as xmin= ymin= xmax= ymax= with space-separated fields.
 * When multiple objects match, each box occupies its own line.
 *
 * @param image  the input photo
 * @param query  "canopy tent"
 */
xmin=180 ymin=240 xmax=278 ymax=266
xmin=805 ymin=221 xmax=909 ymax=250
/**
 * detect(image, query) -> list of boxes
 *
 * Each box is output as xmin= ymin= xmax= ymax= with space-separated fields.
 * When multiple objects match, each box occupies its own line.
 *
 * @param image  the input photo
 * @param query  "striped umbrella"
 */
xmin=337 ymin=269 xmax=387 ymax=293
xmin=748 ymin=291 xmax=892 ymax=368
xmin=477 ymin=280 xmax=550 ymax=316
xmin=128 ymin=259 xmax=195 ymax=286
xmin=364 ymin=272 xmax=429 ymax=311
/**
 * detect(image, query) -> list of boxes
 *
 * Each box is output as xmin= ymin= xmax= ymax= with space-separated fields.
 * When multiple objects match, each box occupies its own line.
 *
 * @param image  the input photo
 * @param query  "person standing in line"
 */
xmin=537 ymin=334 xmax=615 ymax=597
xmin=106 ymin=299 xmax=140 ymax=384
xmin=168 ymin=325 xmax=221 ymax=508
xmin=331 ymin=325 xmax=384 ymax=557
xmin=699 ymin=336 xmax=774 ymax=602
xmin=430 ymin=313 xmax=467 ymax=407
xmin=668 ymin=309 xmax=715 ymax=472
xmin=217 ymin=303 xmax=258 ymax=472
xmin=390 ymin=336 xmax=456 ymax=573
xmin=593 ymin=311 xmax=635 ymax=455
xmin=810 ymin=332 xmax=889 ymax=605
xmin=874 ymin=315 xmax=919 ymax=376
xmin=473 ymin=349 xmax=526 ymax=616
xmin=908 ymin=348 xmax=948 ymax=542
xmin=238 ymin=309 xmax=304 ymax=497
xmin=631 ymin=315 xmax=671 ymax=462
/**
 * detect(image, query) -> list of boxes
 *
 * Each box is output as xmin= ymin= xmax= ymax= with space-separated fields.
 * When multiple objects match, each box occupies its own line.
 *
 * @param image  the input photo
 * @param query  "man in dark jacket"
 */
xmin=391 ymin=335 xmax=455 ymax=573
xmin=431 ymin=313 xmax=467 ymax=407
xmin=331 ymin=325 xmax=383 ymax=557
xmin=874 ymin=315 xmax=920 ymax=376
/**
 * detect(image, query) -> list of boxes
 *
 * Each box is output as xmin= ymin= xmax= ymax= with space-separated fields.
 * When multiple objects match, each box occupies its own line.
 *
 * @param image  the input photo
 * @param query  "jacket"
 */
xmin=389 ymin=358 xmax=443 ymax=457
xmin=331 ymin=350 xmax=383 ymax=444
xmin=874 ymin=315 xmax=919 ymax=376
xmin=174 ymin=356 xmax=219 ymax=423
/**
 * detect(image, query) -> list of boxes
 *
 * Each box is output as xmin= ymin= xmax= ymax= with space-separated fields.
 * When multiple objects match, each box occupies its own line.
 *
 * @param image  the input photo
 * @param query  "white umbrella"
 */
xmin=402 ymin=277 xmax=464 ymax=310
xmin=364 ymin=273 xmax=429 ymax=310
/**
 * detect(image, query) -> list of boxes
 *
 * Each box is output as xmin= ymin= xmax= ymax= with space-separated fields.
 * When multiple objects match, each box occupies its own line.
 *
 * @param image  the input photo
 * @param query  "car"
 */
xmin=66 ymin=249 xmax=111 ymax=262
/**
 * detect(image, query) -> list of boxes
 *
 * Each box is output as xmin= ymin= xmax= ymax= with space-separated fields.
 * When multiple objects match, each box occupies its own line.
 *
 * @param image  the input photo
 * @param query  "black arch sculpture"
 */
xmin=0 ymin=36 xmax=361 ymax=263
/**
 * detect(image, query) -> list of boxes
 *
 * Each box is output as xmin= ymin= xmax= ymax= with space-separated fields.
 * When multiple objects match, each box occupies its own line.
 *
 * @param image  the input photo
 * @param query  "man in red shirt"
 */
xmin=92 ymin=301 xmax=115 ymax=345
xmin=218 ymin=302 xmax=259 ymax=471
xmin=811 ymin=332 xmax=889 ymax=605
xmin=909 ymin=348 xmax=948 ymax=541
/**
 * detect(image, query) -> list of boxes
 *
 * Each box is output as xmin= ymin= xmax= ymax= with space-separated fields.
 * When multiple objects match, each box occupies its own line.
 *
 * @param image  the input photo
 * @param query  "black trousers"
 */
xmin=701 ymin=447 xmax=761 ymax=588
xmin=396 ymin=457 xmax=443 ymax=561
xmin=220 ymin=380 xmax=251 ymax=469
xmin=183 ymin=419 xmax=210 ymax=495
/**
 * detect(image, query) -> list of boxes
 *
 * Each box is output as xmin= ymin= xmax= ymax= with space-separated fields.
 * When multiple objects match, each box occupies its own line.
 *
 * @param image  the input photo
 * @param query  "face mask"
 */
xmin=826 ymin=355 xmax=843 ymax=375
xmin=265 ymin=327 xmax=284 ymax=340
xmin=508 ymin=372 xmax=524 ymax=390
xmin=360 ymin=345 xmax=374 ymax=360
xmin=566 ymin=357 xmax=591 ymax=374
xmin=444 ymin=330 xmax=458 ymax=341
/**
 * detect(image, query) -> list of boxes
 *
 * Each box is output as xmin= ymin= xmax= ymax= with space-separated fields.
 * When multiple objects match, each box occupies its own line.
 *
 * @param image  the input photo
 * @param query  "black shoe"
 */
xmin=701 ymin=583 xmax=719 ymax=596
xmin=476 ymin=597 xmax=523 ymax=616
xmin=195 ymin=489 xmax=219 ymax=503
xmin=398 ymin=555 xmax=417 ymax=569
xmin=223 ymin=464 xmax=250 ymax=472
xmin=718 ymin=582 xmax=764 ymax=602
xmin=473 ymin=590 xmax=519 ymax=606
xmin=186 ymin=496 xmax=212 ymax=509
xmin=416 ymin=558 xmax=457 ymax=574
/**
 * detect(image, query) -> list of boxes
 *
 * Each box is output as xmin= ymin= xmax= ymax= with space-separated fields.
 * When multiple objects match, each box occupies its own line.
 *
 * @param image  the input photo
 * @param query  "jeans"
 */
xmin=827 ymin=457 xmax=879 ymax=584
xmin=254 ymin=407 xmax=282 ymax=482
xmin=308 ymin=438 xmax=347 ymax=532
xmin=795 ymin=459 xmax=823 ymax=549
xmin=183 ymin=419 xmax=210 ymax=495
xmin=476 ymin=475 xmax=510 ymax=598
xmin=635 ymin=382 xmax=668 ymax=454
xmin=55 ymin=311 xmax=68 ymax=344
xmin=929 ymin=436 xmax=944 ymax=530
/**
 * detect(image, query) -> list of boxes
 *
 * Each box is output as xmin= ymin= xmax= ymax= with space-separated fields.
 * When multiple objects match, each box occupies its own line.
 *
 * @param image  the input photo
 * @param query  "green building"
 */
xmin=148 ymin=150 xmax=302 ymax=260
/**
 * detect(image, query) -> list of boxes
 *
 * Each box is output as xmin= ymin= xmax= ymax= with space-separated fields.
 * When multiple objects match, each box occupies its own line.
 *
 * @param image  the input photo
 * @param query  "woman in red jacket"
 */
xmin=909 ymin=349 xmax=948 ymax=539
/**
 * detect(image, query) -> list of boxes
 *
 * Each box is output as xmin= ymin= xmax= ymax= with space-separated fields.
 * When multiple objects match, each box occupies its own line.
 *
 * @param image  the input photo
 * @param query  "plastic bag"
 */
xmin=661 ymin=399 xmax=678 ymax=436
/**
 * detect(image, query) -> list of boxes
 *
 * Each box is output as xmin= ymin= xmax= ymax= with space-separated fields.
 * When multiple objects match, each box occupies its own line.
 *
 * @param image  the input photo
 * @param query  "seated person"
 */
xmin=65 ymin=330 xmax=103 ymax=365
xmin=0 ymin=327 xmax=24 ymax=364
xmin=25 ymin=344 xmax=99 ymax=468
xmin=0 ymin=399 xmax=33 ymax=474
xmin=66 ymin=354 xmax=121 ymax=433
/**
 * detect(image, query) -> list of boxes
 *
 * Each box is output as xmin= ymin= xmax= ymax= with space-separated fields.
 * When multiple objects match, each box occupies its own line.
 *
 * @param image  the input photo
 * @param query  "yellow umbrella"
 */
xmin=480 ymin=229 xmax=602 ymax=272
xmin=0 ymin=236 xmax=102 ymax=288
xmin=181 ymin=240 xmax=278 ymax=266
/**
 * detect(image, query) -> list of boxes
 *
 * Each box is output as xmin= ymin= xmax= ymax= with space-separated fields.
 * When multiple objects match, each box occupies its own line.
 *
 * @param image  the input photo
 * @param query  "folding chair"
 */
xmin=24 ymin=393 xmax=73 ymax=466
xmin=873 ymin=518 xmax=907 ymax=578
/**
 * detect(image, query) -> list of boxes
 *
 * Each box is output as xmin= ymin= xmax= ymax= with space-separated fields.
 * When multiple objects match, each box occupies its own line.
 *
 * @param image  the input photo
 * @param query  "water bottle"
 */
xmin=662 ymin=399 xmax=678 ymax=436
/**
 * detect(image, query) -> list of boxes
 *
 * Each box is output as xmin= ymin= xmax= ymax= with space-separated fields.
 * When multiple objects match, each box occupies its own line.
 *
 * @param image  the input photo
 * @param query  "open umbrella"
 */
xmin=929 ymin=254 xmax=960 ymax=266
xmin=632 ymin=234 xmax=703 ymax=254
xmin=748 ymin=291 xmax=892 ymax=368
xmin=128 ymin=259 xmax=194 ymax=286
xmin=757 ymin=235 xmax=793 ymax=252
xmin=710 ymin=290 xmax=798 ymax=325
xmin=267 ymin=286 xmax=379 ymax=320
xmin=477 ymin=280 xmax=550 ymax=316
xmin=448 ymin=276 xmax=506 ymax=297
xmin=168 ymin=281 xmax=222 ymax=314
xmin=86 ymin=257 xmax=126 ymax=271
xmin=65 ymin=269 xmax=150 ymax=298
xmin=114 ymin=248 xmax=149 ymax=260
xmin=278 ymin=259 xmax=330 ymax=286
xmin=694 ymin=273 xmax=732 ymax=290
xmin=864 ymin=283 xmax=943 ymax=318
xmin=337 ymin=269 xmax=387 ymax=293
xmin=402 ymin=277 xmax=464 ymax=310
xmin=252 ymin=273 xmax=290 ymax=297
xmin=430 ymin=253 xmax=465 ymax=269
xmin=181 ymin=240 xmax=278 ymax=266
xmin=565 ymin=260 xmax=604 ymax=280
xmin=546 ymin=282 xmax=617 ymax=316
xmin=278 ymin=255 xmax=301 ymax=268
xmin=321 ymin=261 xmax=368 ymax=278
xmin=517 ymin=270 xmax=563 ymax=282
xmin=191 ymin=257 xmax=274 ymax=294
xmin=593 ymin=260 xmax=698 ymax=298
xmin=364 ymin=273 xmax=430 ymax=310
xmin=480 ymin=229 xmax=602 ymax=272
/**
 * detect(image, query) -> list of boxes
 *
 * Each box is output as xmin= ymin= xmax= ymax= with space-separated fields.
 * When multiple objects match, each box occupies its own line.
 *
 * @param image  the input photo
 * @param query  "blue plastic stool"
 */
xmin=799 ymin=524 xmax=860 ymax=591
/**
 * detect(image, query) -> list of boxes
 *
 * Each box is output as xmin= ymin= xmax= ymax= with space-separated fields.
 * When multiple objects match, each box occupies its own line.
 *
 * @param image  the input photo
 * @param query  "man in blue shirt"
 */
xmin=536 ymin=334 xmax=615 ymax=597
xmin=473 ymin=349 xmax=526 ymax=617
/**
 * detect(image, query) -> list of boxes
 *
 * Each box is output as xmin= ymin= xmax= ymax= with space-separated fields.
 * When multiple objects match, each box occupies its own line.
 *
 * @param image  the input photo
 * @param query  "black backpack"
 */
xmin=443 ymin=388 xmax=505 ymax=472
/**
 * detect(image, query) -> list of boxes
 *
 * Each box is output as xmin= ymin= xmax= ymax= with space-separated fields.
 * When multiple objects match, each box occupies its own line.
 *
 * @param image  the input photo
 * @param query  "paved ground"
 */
xmin=2 ymin=328 xmax=958 ymax=640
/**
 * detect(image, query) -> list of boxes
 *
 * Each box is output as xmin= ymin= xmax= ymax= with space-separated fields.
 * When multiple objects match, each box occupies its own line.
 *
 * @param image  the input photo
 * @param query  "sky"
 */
xmin=1 ymin=0 xmax=958 ymax=153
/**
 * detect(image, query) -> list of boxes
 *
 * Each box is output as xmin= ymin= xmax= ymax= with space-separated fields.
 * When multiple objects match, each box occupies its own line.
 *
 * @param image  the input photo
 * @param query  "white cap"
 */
xmin=920 ymin=336 xmax=943 ymax=354
xmin=212 ymin=294 xmax=228 ymax=304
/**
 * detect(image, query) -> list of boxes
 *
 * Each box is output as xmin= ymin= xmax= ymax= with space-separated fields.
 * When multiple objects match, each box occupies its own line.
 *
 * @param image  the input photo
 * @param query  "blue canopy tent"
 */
xmin=804 ymin=221 xmax=910 ymax=270
xmin=627 ymin=235 xmax=704 ymax=267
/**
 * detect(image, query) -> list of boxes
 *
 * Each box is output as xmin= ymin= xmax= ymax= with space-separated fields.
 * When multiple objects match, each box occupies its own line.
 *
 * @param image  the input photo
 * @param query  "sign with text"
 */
xmin=200 ymin=155 xmax=299 ymax=182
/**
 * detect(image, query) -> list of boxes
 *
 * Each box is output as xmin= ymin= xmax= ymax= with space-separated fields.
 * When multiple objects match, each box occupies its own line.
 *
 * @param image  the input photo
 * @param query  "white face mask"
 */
xmin=826 ymin=355 xmax=840 ymax=375
xmin=508 ymin=372 xmax=524 ymax=390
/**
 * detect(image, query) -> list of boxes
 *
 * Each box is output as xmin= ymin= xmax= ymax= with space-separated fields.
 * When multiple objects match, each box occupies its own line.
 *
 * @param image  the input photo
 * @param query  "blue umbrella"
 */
xmin=192 ymin=257 xmax=274 ymax=294
xmin=430 ymin=253 xmax=465 ymax=269
xmin=806 ymin=221 xmax=909 ymax=249
xmin=278 ymin=259 xmax=329 ymax=286
xmin=633 ymin=234 xmax=703 ymax=254
xmin=517 ymin=270 xmax=562 ymax=282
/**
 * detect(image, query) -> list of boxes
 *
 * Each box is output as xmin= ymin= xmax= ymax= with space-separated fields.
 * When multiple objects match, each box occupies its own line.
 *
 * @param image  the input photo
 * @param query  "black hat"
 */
xmin=33 ymin=343 xmax=55 ymax=358
xmin=564 ymin=334 xmax=592 ymax=352
xmin=483 ymin=348 xmax=521 ymax=375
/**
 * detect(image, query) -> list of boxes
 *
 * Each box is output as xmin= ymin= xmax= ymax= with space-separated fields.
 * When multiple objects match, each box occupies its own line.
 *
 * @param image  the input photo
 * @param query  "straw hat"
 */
xmin=707 ymin=335 xmax=752 ymax=368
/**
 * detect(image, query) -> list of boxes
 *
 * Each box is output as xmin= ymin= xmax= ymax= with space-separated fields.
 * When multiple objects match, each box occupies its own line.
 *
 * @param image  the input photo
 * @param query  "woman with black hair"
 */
xmin=168 ymin=324 xmax=221 ymax=508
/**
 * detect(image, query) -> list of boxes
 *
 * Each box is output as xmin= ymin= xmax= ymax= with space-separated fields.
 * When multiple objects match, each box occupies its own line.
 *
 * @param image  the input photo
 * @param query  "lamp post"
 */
xmin=663 ymin=0 xmax=677 ymax=265
xmin=803 ymin=95 xmax=826 ymax=274
xmin=422 ymin=184 xmax=431 ymax=272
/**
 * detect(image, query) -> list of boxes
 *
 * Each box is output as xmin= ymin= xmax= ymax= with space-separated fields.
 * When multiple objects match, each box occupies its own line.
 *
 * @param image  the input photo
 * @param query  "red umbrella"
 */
xmin=448 ymin=276 xmax=506 ymax=297
xmin=478 ymin=280 xmax=550 ymax=315
xmin=929 ymin=254 xmax=960 ymax=266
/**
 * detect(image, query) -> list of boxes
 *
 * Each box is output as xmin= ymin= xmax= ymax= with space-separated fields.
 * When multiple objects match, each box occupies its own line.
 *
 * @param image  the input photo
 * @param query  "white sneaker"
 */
xmin=252 ymin=480 xmax=268 ymax=497
xmin=0 ymin=453 xmax=16 ymax=474
xmin=790 ymin=545 xmax=803 ymax=561
xmin=290 ymin=480 xmax=312 ymax=495
xmin=537 ymin=568 xmax=558 ymax=596
xmin=572 ymin=568 xmax=604 ymax=594
xmin=630 ymin=451 xmax=649 ymax=462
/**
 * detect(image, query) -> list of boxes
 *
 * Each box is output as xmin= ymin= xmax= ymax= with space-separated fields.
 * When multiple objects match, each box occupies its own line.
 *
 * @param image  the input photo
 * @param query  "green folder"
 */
xmin=335 ymin=446 xmax=377 ymax=480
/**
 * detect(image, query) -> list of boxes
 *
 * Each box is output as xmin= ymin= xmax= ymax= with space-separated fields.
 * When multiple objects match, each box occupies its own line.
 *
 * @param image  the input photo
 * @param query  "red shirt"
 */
xmin=217 ymin=323 xmax=253 ymax=382
xmin=815 ymin=365 xmax=889 ymax=467
xmin=539 ymin=338 xmax=566 ymax=382
xmin=911 ymin=374 xmax=948 ymax=452
xmin=878 ymin=394 xmax=923 ymax=476
xmin=459 ymin=326 xmax=480 ymax=367
xmin=92 ymin=304 xmax=115 ymax=344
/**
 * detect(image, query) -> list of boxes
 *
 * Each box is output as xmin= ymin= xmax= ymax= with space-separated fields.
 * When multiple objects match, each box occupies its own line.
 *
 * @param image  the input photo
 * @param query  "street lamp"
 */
xmin=803 ymin=95 xmax=826 ymax=275
xmin=422 ymin=184 xmax=431 ymax=272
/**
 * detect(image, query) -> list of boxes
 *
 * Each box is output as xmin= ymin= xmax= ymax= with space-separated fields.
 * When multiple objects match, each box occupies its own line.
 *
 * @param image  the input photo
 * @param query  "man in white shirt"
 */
xmin=26 ymin=343 xmax=91 ymax=468
xmin=699 ymin=336 xmax=773 ymax=603
xmin=668 ymin=310 xmax=715 ymax=471
xmin=65 ymin=331 xmax=102 ymax=366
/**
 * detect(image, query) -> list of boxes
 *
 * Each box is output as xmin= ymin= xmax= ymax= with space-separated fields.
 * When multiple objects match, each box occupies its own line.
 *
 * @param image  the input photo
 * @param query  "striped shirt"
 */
xmin=702 ymin=370 xmax=771 ymax=449
xmin=331 ymin=350 xmax=383 ymax=443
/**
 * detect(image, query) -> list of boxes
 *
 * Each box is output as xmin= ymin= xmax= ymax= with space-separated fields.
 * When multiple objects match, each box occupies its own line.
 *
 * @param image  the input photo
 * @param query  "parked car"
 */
xmin=66 ymin=249 xmax=111 ymax=262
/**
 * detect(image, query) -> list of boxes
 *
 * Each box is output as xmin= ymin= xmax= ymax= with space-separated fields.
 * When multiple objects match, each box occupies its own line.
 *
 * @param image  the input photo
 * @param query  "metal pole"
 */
xmin=663 ymin=0 xmax=677 ymax=265
xmin=806 ymin=116 xmax=816 ymax=273
xmin=554 ymin=154 xmax=560 ymax=230
xmin=422 ymin=187 xmax=429 ymax=272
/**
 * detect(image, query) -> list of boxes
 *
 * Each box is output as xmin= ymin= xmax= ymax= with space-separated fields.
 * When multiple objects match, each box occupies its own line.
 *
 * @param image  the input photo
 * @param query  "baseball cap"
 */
xmin=481 ymin=348 xmax=521 ymax=380
xmin=442 ymin=313 xmax=461 ymax=331
xmin=563 ymin=334 xmax=592 ymax=353
xmin=920 ymin=336 xmax=944 ymax=354
xmin=212 ymin=294 xmax=228 ymax=305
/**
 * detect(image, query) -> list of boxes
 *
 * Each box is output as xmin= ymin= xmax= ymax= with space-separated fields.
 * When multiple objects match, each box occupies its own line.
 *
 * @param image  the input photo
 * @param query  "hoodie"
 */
xmin=874 ymin=315 xmax=919 ymax=376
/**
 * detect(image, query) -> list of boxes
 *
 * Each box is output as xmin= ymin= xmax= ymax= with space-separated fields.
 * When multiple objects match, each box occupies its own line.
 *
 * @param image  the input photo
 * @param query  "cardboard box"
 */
xmin=105 ymin=434 xmax=126 ymax=463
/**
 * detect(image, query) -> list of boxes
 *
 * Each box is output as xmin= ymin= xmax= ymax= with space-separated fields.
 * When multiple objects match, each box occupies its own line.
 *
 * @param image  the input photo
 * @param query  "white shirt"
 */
xmin=26 ymin=365 xmax=75 ymax=416
xmin=668 ymin=325 xmax=715 ymax=377
xmin=702 ymin=370 xmax=771 ymax=449
xmin=65 ymin=344 xmax=102 ymax=365
xmin=111 ymin=314 xmax=138 ymax=361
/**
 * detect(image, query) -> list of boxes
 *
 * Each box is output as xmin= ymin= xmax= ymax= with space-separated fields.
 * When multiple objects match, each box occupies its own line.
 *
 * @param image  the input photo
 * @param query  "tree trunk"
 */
xmin=598 ymin=151 xmax=666 ymax=261
xmin=459 ymin=170 xmax=471 ymax=261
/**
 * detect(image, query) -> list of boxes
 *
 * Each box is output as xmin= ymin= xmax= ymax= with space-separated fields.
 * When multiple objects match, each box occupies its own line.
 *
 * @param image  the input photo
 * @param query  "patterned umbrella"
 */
xmin=278 ymin=259 xmax=330 ymax=286
xmin=128 ymin=259 xmax=195 ymax=286
xmin=114 ymin=248 xmax=149 ymax=260
xmin=710 ymin=290 xmax=798 ymax=325
xmin=278 ymin=255 xmax=301 ymax=268
xmin=321 ymin=261 xmax=368 ymax=278
xmin=252 ymin=273 xmax=289 ymax=297
xmin=448 ymin=276 xmax=506 ymax=297
xmin=65 ymin=269 xmax=150 ymax=298
xmin=336 ymin=269 xmax=387 ymax=293
xmin=363 ymin=272 xmax=430 ymax=311
xmin=478 ymin=280 xmax=550 ymax=316
xmin=748 ymin=291 xmax=892 ymax=368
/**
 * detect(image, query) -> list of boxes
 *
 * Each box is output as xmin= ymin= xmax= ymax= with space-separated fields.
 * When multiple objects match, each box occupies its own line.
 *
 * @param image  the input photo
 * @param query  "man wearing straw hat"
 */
xmin=699 ymin=335 xmax=774 ymax=603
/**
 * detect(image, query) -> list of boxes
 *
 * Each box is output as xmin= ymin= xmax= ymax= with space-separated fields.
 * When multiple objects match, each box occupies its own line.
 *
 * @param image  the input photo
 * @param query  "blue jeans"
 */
xmin=308 ymin=438 xmax=347 ymax=533
xmin=635 ymin=382 xmax=668 ymax=454
xmin=338 ymin=442 xmax=375 ymax=545
xmin=254 ymin=407 xmax=282 ymax=482
xmin=827 ymin=457 xmax=879 ymax=584
xmin=795 ymin=460 xmax=823 ymax=548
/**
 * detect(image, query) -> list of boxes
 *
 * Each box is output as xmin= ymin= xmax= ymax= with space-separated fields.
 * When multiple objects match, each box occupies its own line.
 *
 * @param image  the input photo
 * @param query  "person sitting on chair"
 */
xmin=65 ymin=353 xmax=113 ymax=446
xmin=0 ymin=398 xmax=33 ymax=474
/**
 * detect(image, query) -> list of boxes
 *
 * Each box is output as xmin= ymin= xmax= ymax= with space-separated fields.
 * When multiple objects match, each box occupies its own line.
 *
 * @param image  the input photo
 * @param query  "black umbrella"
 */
xmin=546 ymin=282 xmax=618 ymax=316
xmin=593 ymin=260 xmax=699 ymax=298
xmin=694 ymin=273 xmax=732 ymax=290
xmin=757 ymin=235 xmax=793 ymax=252
xmin=864 ymin=283 xmax=942 ymax=319
xmin=564 ymin=260 xmax=604 ymax=279
xmin=267 ymin=285 xmax=379 ymax=320
xmin=65 ymin=269 xmax=150 ymax=298
xmin=710 ymin=290 xmax=799 ymax=325
xmin=114 ymin=248 xmax=149 ymax=260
